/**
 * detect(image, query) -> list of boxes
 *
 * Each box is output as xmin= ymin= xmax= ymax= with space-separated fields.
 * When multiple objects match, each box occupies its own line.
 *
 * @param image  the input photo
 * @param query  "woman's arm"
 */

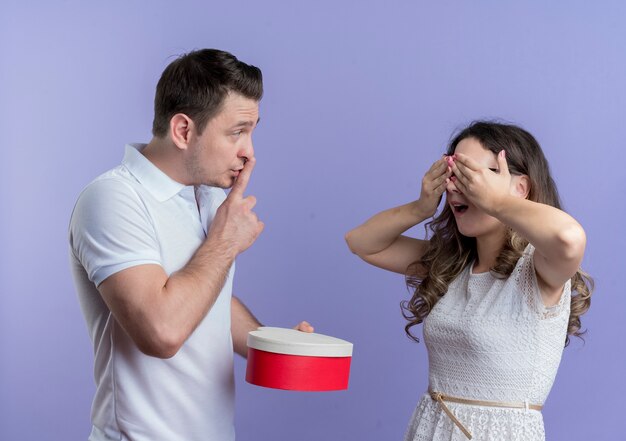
xmin=345 ymin=157 xmax=451 ymax=275
xmin=492 ymin=196 xmax=585 ymax=304
xmin=452 ymin=151 xmax=585 ymax=305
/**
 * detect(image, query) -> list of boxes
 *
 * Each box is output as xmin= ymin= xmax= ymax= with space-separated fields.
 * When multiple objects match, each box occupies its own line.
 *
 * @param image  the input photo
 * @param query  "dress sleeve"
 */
xmin=515 ymin=244 xmax=572 ymax=319
xmin=69 ymin=178 xmax=162 ymax=287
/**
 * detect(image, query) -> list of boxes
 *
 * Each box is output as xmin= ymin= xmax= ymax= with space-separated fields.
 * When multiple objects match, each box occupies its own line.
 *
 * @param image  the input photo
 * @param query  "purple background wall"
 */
xmin=1 ymin=1 xmax=623 ymax=439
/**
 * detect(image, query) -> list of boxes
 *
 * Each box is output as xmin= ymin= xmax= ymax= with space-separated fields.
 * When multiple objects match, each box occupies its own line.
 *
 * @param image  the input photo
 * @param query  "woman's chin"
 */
xmin=456 ymin=219 xmax=503 ymax=239
xmin=457 ymin=227 xmax=479 ymax=238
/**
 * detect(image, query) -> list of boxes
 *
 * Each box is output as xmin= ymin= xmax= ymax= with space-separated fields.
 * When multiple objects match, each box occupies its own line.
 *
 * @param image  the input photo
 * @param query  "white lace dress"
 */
xmin=404 ymin=245 xmax=571 ymax=441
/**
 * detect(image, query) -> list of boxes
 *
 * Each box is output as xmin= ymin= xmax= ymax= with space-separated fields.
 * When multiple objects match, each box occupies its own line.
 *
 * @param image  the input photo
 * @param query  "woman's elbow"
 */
xmin=558 ymin=223 xmax=587 ymax=264
xmin=344 ymin=230 xmax=360 ymax=255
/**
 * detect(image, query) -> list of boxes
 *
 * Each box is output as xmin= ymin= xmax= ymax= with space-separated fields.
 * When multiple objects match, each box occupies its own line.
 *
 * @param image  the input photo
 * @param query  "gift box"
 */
xmin=245 ymin=327 xmax=353 ymax=391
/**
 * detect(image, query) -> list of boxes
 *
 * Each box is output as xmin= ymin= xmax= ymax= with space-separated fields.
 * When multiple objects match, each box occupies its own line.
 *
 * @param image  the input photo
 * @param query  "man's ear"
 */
xmin=511 ymin=174 xmax=531 ymax=199
xmin=169 ymin=113 xmax=195 ymax=150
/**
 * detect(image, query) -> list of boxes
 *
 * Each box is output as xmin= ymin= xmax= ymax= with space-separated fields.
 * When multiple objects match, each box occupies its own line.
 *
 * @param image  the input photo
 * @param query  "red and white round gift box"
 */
xmin=245 ymin=327 xmax=353 ymax=391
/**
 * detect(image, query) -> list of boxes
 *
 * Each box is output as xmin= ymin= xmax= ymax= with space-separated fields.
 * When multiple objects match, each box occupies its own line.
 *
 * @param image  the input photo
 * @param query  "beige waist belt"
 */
xmin=429 ymin=391 xmax=543 ymax=440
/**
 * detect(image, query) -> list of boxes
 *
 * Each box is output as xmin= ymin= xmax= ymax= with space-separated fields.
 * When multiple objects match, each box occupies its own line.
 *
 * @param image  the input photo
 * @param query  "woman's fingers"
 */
xmin=427 ymin=167 xmax=451 ymax=193
xmin=427 ymin=157 xmax=448 ymax=179
xmin=451 ymin=173 xmax=467 ymax=193
xmin=453 ymin=153 xmax=481 ymax=171
xmin=451 ymin=161 xmax=470 ymax=185
xmin=433 ymin=178 xmax=448 ymax=195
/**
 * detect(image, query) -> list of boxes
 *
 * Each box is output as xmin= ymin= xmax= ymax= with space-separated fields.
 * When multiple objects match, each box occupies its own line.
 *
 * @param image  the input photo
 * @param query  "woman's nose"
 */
xmin=446 ymin=176 xmax=461 ymax=194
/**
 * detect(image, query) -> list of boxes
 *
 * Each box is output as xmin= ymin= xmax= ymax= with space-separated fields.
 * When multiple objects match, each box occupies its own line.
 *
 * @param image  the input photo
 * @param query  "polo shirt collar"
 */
xmin=123 ymin=143 xmax=186 ymax=202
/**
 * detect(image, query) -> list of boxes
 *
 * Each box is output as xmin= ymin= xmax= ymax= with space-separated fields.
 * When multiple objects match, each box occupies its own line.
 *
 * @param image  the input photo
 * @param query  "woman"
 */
xmin=345 ymin=121 xmax=593 ymax=440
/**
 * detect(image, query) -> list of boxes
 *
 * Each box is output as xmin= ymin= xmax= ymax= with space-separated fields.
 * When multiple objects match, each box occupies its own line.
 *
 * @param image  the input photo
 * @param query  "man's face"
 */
xmin=186 ymin=92 xmax=259 ymax=188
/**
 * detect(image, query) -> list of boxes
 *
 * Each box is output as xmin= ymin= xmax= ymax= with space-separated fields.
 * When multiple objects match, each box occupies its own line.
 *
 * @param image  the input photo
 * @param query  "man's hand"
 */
xmin=293 ymin=321 xmax=315 ymax=333
xmin=208 ymin=158 xmax=264 ymax=256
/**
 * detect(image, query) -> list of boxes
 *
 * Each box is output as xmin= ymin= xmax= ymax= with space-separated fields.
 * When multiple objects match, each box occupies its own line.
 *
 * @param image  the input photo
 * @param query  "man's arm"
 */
xmin=231 ymin=296 xmax=262 ymax=358
xmin=231 ymin=296 xmax=316 ymax=358
xmin=98 ymin=159 xmax=263 ymax=359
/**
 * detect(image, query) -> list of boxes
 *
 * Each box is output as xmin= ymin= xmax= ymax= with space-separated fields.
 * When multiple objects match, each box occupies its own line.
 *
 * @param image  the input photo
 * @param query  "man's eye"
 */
xmin=233 ymin=130 xmax=243 ymax=137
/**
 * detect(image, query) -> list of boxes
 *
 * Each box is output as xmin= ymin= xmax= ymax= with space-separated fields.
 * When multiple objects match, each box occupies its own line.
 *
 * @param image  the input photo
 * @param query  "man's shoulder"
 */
xmin=70 ymin=165 xmax=148 ymax=230
xmin=77 ymin=165 xmax=142 ymax=206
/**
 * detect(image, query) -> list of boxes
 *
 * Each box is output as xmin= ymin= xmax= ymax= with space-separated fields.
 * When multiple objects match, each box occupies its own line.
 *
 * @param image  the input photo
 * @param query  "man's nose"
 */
xmin=240 ymin=140 xmax=254 ymax=162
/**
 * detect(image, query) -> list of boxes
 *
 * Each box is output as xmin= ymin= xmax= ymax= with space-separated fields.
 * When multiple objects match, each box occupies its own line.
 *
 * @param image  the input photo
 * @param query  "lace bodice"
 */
xmin=405 ymin=245 xmax=571 ymax=441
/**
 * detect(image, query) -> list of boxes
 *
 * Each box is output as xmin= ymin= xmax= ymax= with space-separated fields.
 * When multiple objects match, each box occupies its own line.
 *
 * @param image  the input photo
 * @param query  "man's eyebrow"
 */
xmin=231 ymin=117 xmax=261 ymax=129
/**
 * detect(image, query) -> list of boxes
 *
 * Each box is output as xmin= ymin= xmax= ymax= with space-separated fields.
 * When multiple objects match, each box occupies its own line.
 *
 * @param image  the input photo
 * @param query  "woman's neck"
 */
xmin=473 ymin=228 xmax=507 ymax=273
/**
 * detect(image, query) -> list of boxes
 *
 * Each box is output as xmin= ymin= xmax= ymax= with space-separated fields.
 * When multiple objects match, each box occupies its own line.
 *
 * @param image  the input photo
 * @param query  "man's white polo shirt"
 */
xmin=69 ymin=144 xmax=235 ymax=441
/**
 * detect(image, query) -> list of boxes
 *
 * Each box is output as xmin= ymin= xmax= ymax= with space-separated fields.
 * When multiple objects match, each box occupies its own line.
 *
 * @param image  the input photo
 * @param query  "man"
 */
xmin=69 ymin=49 xmax=312 ymax=441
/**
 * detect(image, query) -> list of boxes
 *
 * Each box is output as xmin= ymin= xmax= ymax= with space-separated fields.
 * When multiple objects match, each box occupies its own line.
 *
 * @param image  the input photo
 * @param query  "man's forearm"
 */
xmin=97 ymin=234 xmax=237 ymax=359
xmin=159 ymin=236 xmax=237 ymax=348
xmin=231 ymin=296 xmax=262 ymax=357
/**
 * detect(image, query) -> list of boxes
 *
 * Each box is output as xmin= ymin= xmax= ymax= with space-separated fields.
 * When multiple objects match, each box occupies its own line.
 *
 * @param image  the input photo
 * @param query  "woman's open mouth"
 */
xmin=451 ymin=203 xmax=468 ymax=214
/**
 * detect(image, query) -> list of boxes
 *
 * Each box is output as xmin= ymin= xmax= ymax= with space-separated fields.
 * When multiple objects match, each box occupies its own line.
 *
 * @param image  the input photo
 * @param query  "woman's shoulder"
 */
xmin=510 ymin=243 xmax=571 ymax=319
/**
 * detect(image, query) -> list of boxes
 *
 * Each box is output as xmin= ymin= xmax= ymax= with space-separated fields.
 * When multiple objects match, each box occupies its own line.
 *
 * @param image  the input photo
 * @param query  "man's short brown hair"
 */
xmin=152 ymin=49 xmax=263 ymax=137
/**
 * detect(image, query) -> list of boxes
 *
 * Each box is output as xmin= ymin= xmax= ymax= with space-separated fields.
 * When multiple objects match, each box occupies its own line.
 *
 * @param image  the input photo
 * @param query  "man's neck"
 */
xmin=142 ymin=137 xmax=189 ymax=185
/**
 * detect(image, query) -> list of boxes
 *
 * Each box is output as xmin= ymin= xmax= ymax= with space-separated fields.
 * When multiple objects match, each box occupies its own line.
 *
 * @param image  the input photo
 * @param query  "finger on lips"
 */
xmin=230 ymin=159 xmax=255 ymax=197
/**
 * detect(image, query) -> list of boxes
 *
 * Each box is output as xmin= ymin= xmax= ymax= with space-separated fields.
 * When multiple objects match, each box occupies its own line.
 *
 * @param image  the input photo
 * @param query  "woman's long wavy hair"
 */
xmin=401 ymin=121 xmax=593 ymax=347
